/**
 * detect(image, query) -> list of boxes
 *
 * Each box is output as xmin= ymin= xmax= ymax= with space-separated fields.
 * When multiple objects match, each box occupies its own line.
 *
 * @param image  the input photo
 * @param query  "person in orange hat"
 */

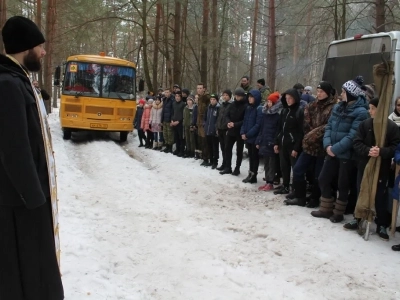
xmin=256 ymin=92 xmax=281 ymax=190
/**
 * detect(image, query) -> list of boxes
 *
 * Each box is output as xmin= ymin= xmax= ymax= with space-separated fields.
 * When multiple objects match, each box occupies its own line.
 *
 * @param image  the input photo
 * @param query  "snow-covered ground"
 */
xmin=49 ymin=109 xmax=400 ymax=300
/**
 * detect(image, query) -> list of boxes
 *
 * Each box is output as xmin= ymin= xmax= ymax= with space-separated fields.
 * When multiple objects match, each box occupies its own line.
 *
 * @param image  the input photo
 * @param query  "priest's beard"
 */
xmin=23 ymin=49 xmax=42 ymax=72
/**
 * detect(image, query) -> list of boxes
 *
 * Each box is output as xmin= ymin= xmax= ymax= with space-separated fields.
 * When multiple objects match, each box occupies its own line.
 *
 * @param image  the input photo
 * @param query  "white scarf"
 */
xmin=388 ymin=111 xmax=400 ymax=127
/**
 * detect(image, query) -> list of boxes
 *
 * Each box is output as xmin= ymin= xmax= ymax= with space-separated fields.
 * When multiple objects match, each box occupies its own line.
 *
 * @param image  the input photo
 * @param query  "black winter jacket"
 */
xmin=0 ymin=54 xmax=50 ymax=209
xmin=353 ymin=118 xmax=400 ymax=169
xmin=275 ymin=88 xmax=304 ymax=152
xmin=226 ymin=99 xmax=247 ymax=137
xmin=216 ymin=101 xmax=231 ymax=130
xmin=162 ymin=96 xmax=175 ymax=123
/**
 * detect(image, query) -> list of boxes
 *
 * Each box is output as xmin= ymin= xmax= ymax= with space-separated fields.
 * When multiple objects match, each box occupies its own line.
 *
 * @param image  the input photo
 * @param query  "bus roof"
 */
xmin=329 ymin=31 xmax=400 ymax=50
xmin=66 ymin=54 xmax=136 ymax=68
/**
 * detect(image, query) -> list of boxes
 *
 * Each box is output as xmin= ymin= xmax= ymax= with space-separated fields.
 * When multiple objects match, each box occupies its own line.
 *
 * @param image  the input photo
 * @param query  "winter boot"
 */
xmin=216 ymin=163 xmax=225 ymax=171
xmin=232 ymin=166 xmax=240 ymax=176
xmin=343 ymin=218 xmax=360 ymax=230
xmin=376 ymin=226 xmax=389 ymax=241
xmin=211 ymin=160 xmax=218 ymax=169
xmin=242 ymin=171 xmax=252 ymax=183
xmin=201 ymin=159 xmax=212 ymax=167
xmin=305 ymin=197 xmax=319 ymax=208
xmin=163 ymin=145 xmax=171 ymax=153
xmin=220 ymin=168 xmax=232 ymax=175
xmin=260 ymin=183 xmax=274 ymax=191
xmin=285 ymin=190 xmax=296 ymax=200
xmin=285 ymin=181 xmax=307 ymax=206
xmin=273 ymin=185 xmax=290 ymax=195
xmin=392 ymin=244 xmax=400 ymax=251
xmin=311 ymin=197 xmax=334 ymax=219
xmin=329 ymin=199 xmax=347 ymax=223
xmin=273 ymin=175 xmax=281 ymax=185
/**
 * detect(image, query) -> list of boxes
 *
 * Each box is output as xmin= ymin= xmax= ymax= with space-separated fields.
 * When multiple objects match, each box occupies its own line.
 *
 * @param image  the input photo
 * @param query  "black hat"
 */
xmin=222 ymin=89 xmax=232 ymax=98
xmin=342 ymin=75 xmax=365 ymax=101
xmin=173 ymin=84 xmax=180 ymax=88
xmin=293 ymin=83 xmax=304 ymax=90
xmin=182 ymin=88 xmax=190 ymax=95
xmin=317 ymin=81 xmax=334 ymax=96
xmin=175 ymin=90 xmax=182 ymax=95
xmin=369 ymin=97 xmax=379 ymax=108
xmin=257 ymin=78 xmax=266 ymax=86
xmin=234 ymin=87 xmax=245 ymax=97
xmin=2 ymin=16 xmax=45 ymax=54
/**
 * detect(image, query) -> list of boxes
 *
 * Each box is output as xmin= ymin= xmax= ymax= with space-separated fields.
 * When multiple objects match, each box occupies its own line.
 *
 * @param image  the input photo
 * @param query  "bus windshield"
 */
xmin=63 ymin=62 xmax=136 ymax=100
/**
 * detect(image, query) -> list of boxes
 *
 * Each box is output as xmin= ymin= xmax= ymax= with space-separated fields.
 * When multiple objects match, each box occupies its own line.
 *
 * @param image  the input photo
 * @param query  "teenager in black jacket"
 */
xmin=220 ymin=88 xmax=247 ymax=176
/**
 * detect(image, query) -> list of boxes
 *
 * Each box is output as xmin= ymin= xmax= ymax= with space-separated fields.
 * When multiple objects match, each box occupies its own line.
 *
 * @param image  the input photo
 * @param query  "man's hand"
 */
xmin=326 ymin=146 xmax=335 ymax=157
xmin=369 ymin=146 xmax=380 ymax=157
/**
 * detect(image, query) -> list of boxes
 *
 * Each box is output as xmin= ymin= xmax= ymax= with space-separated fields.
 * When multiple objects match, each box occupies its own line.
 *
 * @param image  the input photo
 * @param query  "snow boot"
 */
xmin=242 ymin=171 xmax=252 ymax=183
xmin=285 ymin=191 xmax=296 ymax=200
xmin=216 ymin=164 xmax=225 ymax=171
xmin=220 ymin=168 xmax=232 ymax=175
xmin=377 ymin=226 xmax=389 ymax=241
xmin=305 ymin=197 xmax=319 ymax=208
xmin=285 ymin=181 xmax=306 ymax=206
xmin=329 ymin=199 xmax=347 ymax=223
xmin=232 ymin=166 xmax=240 ymax=176
xmin=343 ymin=218 xmax=360 ymax=230
xmin=311 ymin=197 xmax=334 ymax=219
xmin=201 ymin=159 xmax=211 ymax=167
xmin=273 ymin=185 xmax=290 ymax=195
xmin=392 ymin=244 xmax=400 ymax=251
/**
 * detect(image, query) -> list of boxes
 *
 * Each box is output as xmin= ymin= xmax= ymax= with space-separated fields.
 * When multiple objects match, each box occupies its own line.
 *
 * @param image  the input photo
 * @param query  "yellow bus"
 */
xmin=58 ymin=53 xmax=137 ymax=142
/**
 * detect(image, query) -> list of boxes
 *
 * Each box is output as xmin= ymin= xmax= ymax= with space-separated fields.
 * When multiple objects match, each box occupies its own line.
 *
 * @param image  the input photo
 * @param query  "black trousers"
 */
xmin=357 ymin=163 xmax=391 ymax=227
xmin=246 ymin=143 xmax=260 ymax=173
xmin=225 ymin=135 xmax=244 ymax=170
xmin=145 ymin=130 xmax=154 ymax=146
xmin=206 ymin=135 xmax=219 ymax=164
xmin=218 ymin=129 xmax=228 ymax=166
xmin=279 ymin=143 xmax=298 ymax=187
xmin=319 ymin=156 xmax=353 ymax=202
xmin=138 ymin=129 xmax=146 ymax=145
xmin=173 ymin=123 xmax=184 ymax=152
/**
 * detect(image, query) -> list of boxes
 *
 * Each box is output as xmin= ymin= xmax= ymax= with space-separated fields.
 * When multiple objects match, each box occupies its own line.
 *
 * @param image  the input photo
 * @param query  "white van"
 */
xmin=322 ymin=31 xmax=400 ymax=109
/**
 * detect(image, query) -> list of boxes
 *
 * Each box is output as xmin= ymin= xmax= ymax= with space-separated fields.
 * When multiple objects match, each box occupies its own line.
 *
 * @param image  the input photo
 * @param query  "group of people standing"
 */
xmin=135 ymin=75 xmax=400 ymax=252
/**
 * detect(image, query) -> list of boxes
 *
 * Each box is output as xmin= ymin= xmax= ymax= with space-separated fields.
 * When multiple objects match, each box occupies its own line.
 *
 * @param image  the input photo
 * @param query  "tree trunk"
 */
xmin=249 ymin=0 xmax=259 ymax=84
xmin=173 ymin=0 xmax=181 ymax=85
xmin=341 ymin=0 xmax=346 ymax=39
xmin=43 ymin=0 xmax=56 ymax=114
xmin=0 ymin=0 xmax=6 ymax=54
xmin=141 ymin=0 xmax=153 ymax=93
xmin=211 ymin=0 xmax=218 ymax=93
xmin=161 ymin=2 xmax=173 ymax=88
xmin=200 ymin=0 xmax=209 ymax=85
xmin=180 ymin=0 xmax=188 ymax=86
xmin=376 ymin=0 xmax=385 ymax=32
xmin=36 ymin=0 xmax=43 ymax=87
xmin=267 ymin=0 xmax=276 ymax=91
xmin=152 ymin=0 xmax=161 ymax=91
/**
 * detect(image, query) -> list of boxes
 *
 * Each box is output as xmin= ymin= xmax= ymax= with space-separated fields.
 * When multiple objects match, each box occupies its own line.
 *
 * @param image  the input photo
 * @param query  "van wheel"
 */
xmin=63 ymin=128 xmax=72 ymax=140
xmin=120 ymin=131 xmax=128 ymax=142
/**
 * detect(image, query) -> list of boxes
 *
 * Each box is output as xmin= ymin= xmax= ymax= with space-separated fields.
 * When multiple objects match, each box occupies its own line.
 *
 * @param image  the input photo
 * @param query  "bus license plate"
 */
xmin=90 ymin=123 xmax=108 ymax=129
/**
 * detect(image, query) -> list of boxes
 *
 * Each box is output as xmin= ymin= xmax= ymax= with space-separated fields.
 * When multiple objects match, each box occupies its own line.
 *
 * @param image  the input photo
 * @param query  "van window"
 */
xmin=323 ymin=36 xmax=391 ymax=93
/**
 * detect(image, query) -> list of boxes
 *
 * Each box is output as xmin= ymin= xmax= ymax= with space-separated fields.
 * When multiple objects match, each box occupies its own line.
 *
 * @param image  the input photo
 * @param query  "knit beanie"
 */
xmin=182 ymin=88 xmax=190 ymax=95
xmin=257 ymin=78 xmax=266 ymax=86
xmin=2 ymin=16 xmax=45 ymax=54
xmin=362 ymin=84 xmax=375 ymax=101
xmin=369 ymin=97 xmax=379 ymax=108
xmin=342 ymin=76 xmax=365 ymax=101
xmin=222 ymin=89 xmax=232 ymax=98
xmin=317 ymin=81 xmax=334 ymax=96
xmin=234 ymin=87 xmax=245 ymax=97
xmin=293 ymin=83 xmax=304 ymax=90
xmin=267 ymin=92 xmax=280 ymax=104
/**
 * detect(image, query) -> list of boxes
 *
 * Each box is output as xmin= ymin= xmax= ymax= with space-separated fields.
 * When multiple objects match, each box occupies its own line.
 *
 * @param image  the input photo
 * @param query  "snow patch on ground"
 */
xmin=49 ymin=109 xmax=400 ymax=300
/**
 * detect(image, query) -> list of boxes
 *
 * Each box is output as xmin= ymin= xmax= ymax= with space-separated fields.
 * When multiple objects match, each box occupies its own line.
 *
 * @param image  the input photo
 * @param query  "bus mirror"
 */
xmin=54 ymin=66 xmax=61 ymax=86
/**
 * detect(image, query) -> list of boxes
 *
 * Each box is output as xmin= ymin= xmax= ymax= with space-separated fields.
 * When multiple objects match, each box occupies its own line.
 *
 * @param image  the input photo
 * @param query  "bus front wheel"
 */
xmin=63 ymin=128 xmax=72 ymax=140
xmin=120 ymin=131 xmax=128 ymax=142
